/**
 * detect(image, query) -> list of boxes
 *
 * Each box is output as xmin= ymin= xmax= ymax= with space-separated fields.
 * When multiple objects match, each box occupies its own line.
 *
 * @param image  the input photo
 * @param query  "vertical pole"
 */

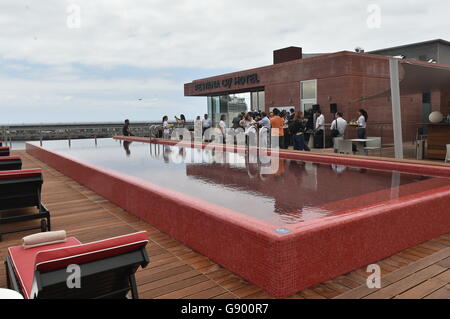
xmin=389 ymin=58 xmax=404 ymax=159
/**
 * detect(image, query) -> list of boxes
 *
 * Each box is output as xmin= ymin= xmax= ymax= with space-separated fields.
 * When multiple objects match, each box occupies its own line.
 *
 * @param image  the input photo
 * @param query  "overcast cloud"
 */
xmin=1 ymin=0 xmax=449 ymax=124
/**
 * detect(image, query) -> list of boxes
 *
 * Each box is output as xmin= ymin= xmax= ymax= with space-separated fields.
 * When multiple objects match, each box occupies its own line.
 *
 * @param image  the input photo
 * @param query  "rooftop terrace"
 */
xmin=1 ymin=150 xmax=449 ymax=299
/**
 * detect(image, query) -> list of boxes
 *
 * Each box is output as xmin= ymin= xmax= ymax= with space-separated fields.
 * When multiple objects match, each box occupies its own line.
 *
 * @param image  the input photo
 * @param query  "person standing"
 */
xmin=258 ymin=112 xmax=271 ymax=147
xmin=289 ymin=108 xmax=296 ymax=121
xmin=357 ymin=109 xmax=368 ymax=139
xmin=290 ymin=112 xmax=307 ymax=151
xmin=122 ymin=119 xmax=134 ymax=137
xmin=194 ymin=116 xmax=202 ymax=142
xmin=270 ymin=109 xmax=285 ymax=149
xmin=162 ymin=116 xmax=170 ymax=140
xmin=331 ymin=112 xmax=347 ymax=138
xmin=202 ymin=114 xmax=212 ymax=142
xmin=174 ymin=114 xmax=186 ymax=140
xmin=258 ymin=112 xmax=271 ymax=130
xmin=314 ymin=110 xmax=325 ymax=148
xmin=232 ymin=112 xmax=245 ymax=130
xmin=239 ymin=113 xmax=255 ymax=131
xmin=217 ymin=114 xmax=227 ymax=143
xmin=175 ymin=114 xmax=186 ymax=128
xmin=281 ymin=111 xmax=291 ymax=148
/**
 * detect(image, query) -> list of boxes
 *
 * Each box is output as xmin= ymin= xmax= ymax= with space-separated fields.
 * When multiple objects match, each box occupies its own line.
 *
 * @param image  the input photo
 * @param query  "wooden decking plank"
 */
xmin=231 ymin=284 xmax=264 ymax=298
xmin=245 ymin=290 xmax=275 ymax=299
xmin=153 ymin=278 xmax=218 ymax=299
xmin=139 ymin=269 xmax=200 ymax=292
xmin=213 ymin=292 xmax=239 ymax=299
xmin=220 ymin=278 xmax=249 ymax=291
xmin=139 ymin=275 xmax=209 ymax=299
xmin=136 ymin=265 xmax=195 ymax=285
xmin=182 ymin=286 xmax=228 ymax=299
xmin=395 ymin=270 xmax=450 ymax=299
xmin=298 ymin=289 xmax=327 ymax=299
xmin=437 ymin=257 xmax=450 ymax=269
xmin=137 ymin=260 xmax=187 ymax=277
xmin=335 ymin=248 xmax=450 ymax=299
xmin=424 ymin=284 xmax=450 ymax=299
xmin=197 ymin=264 xmax=222 ymax=275
xmin=364 ymin=265 xmax=447 ymax=299
xmin=332 ymin=276 xmax=362 ymax=289
xmin=322 ymin=281 xmax=352 ymax=295
xmin=312 ymin=284 xmax=342 ymax=299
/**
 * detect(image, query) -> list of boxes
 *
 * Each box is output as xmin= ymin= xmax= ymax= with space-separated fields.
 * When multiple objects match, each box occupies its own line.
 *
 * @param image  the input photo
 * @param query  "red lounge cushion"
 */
xmin=0 ymin=156 xmax=21 ymax=162
xmin=35 ymin=231 xmax=149 ymax=273
xmin=8 ymin=238 xmax=82 ymax=299
xmin=0 ymin=169 xmax=42 ymax=180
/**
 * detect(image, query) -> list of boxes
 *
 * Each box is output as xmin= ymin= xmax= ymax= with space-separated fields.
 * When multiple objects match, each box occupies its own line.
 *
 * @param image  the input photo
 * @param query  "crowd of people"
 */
xmin=122 ymin=108 xmax=369 ymax=152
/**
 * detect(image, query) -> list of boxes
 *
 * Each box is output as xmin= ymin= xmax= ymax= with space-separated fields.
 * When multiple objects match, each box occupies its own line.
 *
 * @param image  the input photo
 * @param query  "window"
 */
xmin=301 ymin=80 xmax=317 ymax=100
xmin=251 ymin=90 xmax=265 ymax=111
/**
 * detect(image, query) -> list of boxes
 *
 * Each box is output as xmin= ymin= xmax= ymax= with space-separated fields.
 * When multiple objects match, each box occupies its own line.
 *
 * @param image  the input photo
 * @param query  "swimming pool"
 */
xmin=27 ymin=138 xmax=450 ymax=297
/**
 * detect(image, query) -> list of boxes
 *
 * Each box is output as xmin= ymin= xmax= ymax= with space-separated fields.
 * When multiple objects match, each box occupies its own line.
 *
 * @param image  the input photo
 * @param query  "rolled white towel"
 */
xmin=22 ymin=230 xmax=67 ymax=249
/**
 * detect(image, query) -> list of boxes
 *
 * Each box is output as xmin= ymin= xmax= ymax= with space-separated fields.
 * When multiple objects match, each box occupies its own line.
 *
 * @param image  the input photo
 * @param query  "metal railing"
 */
xmin=0 ymin=121 xmax=194 ymax=143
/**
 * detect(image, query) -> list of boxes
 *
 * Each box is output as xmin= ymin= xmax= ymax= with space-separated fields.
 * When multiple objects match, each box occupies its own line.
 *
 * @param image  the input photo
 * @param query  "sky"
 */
xmin=1 ymin=0 xmax=449 ymax=124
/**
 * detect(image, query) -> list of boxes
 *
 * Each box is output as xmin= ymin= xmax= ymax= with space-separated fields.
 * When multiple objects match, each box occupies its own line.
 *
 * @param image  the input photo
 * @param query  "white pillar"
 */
xmin=389 ymin=58 xmax=404 ymax=159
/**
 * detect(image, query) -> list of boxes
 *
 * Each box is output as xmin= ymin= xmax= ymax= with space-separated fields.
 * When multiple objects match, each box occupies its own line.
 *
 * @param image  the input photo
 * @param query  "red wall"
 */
xmin=185 ymin=51 xmax=432 ymax=144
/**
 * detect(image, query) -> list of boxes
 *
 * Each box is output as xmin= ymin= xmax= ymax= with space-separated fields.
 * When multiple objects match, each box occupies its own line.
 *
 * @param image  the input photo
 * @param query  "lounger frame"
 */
xmin=5 ymin=246 xmax=150 ymax=299
xmin=0 ymin=157 xmax=22 ymax=171
xmin=0 ymin=172 xmax=51 ymax=241
xmin=0 ymin=147 xmax=10 ymax=157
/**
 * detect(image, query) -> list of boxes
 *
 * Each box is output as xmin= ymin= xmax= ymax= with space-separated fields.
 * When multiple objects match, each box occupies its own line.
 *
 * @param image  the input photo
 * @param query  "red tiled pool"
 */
xmin=26 ymin=138 xmax=450 ymax=297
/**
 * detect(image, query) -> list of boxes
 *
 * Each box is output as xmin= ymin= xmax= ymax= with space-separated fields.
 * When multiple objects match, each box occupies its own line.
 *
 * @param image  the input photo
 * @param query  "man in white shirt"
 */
xmin=313 ymin=110 xmax=325 ymax=148
xmin=315 ymin=110 xmax=325 ymax=131
xmin=202 ymin=114 xmax=212 ymax=142
xmin=331 ymin=112 xmax=347 ymax=137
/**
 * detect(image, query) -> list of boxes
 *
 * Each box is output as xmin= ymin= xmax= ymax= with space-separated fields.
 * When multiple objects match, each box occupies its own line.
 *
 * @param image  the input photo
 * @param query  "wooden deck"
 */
xmin=1 ymin=150 xmax=450 ymax=299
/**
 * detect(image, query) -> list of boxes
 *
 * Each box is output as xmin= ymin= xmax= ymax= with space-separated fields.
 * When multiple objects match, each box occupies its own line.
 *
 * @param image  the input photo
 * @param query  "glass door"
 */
xmin=301 ymin=80 xmax=317 ymax=131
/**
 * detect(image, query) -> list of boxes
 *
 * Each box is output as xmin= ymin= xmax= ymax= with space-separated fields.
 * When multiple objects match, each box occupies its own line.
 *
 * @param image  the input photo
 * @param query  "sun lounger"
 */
xmin=0 ymin=169 xmax=51 ymax=241
xmin=0 ymin=156 xmax=22 ymax=171
xmin=4 ymin=231 xmax=150 ymax=299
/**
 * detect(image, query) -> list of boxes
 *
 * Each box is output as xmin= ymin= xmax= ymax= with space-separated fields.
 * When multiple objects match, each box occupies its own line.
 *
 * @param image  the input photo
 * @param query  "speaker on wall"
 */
xmin=330 ymin=103 xmax=338 ymax=114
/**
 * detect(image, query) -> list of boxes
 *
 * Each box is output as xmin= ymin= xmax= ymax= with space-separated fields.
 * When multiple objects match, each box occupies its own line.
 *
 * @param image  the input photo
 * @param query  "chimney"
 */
xmin=273 ymin=47 xmax=303 ymax=64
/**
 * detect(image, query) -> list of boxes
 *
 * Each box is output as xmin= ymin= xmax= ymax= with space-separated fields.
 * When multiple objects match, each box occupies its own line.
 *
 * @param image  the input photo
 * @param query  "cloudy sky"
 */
xmin=1 ymin=0 xmax=449 ymax=124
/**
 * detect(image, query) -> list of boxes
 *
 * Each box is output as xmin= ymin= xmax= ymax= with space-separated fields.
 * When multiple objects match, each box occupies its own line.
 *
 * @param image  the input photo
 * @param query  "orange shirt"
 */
xmin=270 ymin=116 xmax=285 ymax=136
